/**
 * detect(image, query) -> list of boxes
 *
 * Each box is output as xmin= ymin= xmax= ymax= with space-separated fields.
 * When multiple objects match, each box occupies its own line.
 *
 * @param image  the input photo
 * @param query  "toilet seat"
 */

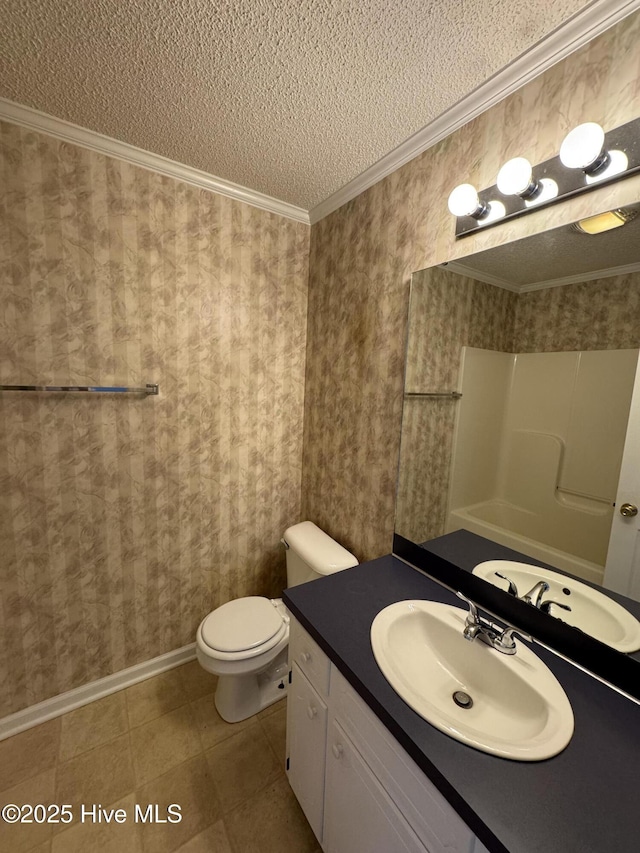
xmin=199 ymin=596 xmax=288 ymax=661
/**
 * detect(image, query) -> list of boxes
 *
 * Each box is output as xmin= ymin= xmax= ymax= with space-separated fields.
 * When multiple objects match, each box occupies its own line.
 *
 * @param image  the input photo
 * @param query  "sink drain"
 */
xmin=452 ymin=691 xmax=473 ymax=709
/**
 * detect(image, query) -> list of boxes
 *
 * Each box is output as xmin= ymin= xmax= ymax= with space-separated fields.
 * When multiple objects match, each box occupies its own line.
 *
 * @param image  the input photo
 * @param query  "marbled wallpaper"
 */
xmin=302 ymin=10 xmax=640 ymax=561
xmin=0 ymin=121 xmax=309 ymax=717
xmin=396 ymin=267 xmax=517 ymax=544
xmin=514 ymin=272 xmax=640 ymax=352
xmin=396 ymin=268 xmax=640 ymax=544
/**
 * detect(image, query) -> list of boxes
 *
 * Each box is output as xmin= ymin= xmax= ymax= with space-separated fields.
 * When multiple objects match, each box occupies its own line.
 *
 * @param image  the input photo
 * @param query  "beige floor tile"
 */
xmin=55 ymin=733 xmax=135 ymax=814
xmin=176 ymin=661 xmax=217 ymax=701
xmin=0 ymin=769 xmax=56 ymax=853
xmin=125 ymin=670 xmax=190 ymax=729
xmin=24 ymin=842 xmax=52 ymax=853
xmin=0 ymin=717 xmax=61 ymax=792
xmin=136 ymin=755 xmax=221 ymax=853
xmin=257 ymin=696 xmax=286 ymax=720
xmin=205 ymin=725 xmax=280 ymax=813
xmin=59 ymin=693 xmax=128 ymax=762
xmin=224 ymin=777 xmax=318 ymax=853
xmin=174 ymin=820 xmax=232 ymax=853
xmin=259 ymin=705 xmax=287 ymax=767
xmin=190 ymin=694 xmax=256 ymax=751
xmin=131 ymin=705 xmax=202 ymax=787
xmin=51 ymin=794 xmax=142 ymax=853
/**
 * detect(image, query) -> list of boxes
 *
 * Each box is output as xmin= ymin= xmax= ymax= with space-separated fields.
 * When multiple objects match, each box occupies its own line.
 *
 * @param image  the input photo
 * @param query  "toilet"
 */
xmin=195 ymin=520 xmax=358 ymax=722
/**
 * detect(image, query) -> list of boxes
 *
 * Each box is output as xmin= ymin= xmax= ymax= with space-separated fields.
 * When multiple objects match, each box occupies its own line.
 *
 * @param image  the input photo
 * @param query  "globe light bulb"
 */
xmin=497 ymin=157 xmax=538 ymax=198
xmin=447 ymin=184 xmax=487 ymax=218
xmin=559 ymin=123 xmax=608 ymax=172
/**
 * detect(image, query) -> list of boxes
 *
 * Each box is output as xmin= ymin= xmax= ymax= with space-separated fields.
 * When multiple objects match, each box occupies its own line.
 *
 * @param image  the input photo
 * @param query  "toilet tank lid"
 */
xmin=283 ymin=521 xmax=358 ymax=575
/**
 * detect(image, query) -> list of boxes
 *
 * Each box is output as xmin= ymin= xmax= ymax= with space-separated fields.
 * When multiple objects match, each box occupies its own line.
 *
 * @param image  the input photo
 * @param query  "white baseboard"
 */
xmin=0 ymin=643 xmax=196 ymax=742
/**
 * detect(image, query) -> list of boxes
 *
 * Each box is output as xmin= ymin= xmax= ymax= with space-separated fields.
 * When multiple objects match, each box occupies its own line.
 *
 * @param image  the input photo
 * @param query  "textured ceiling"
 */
xmin=1 ymin=0 xmax=589 ymax=210
xmin=448 ymin=202 xmax=640 ymax=289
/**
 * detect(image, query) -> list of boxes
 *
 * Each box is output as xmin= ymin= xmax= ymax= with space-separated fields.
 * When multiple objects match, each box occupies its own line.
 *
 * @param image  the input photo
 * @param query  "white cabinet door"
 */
xmin=286 ymin=662 xmax=328 ymax=843
xmin=323 ymin=720 xmax=428 ymax=853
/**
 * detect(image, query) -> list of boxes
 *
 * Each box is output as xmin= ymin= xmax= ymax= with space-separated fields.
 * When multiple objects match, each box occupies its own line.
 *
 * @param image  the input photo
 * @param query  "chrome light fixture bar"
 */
xmin=449 ymin=117 xmax=640 ymax=238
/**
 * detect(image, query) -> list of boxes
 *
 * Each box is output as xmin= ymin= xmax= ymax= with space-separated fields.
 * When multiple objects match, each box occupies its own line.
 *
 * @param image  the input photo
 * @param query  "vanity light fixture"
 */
xmin=449 ymin=115 xmax=640 ymax=238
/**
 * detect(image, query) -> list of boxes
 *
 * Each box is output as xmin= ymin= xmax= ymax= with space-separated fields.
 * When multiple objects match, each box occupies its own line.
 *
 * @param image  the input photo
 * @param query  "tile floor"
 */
xmin=0 ymin=661 xmax=320 ymax=853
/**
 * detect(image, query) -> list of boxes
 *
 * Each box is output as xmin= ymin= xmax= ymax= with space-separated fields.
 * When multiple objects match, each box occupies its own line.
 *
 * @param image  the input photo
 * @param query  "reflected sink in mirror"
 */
xmin=473 ymin=560 xmax=640 ymax=653
xmin=371 ymin=600 xmax=574 ymax=761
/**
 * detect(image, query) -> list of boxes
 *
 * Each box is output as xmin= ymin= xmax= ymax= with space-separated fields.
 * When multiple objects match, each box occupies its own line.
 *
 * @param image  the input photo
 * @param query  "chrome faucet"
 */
xmin=540 ymin=599 xmax=572 ymax=616
xmin=522 ymin=580 xmax=550 ymax=608
xmin=456 ymin=593 xmax=531 ymax=655
xmin=494 ymin=572 xmax=572 ymax=617
xmin=495 ymin=572 xmax=519 ymax=597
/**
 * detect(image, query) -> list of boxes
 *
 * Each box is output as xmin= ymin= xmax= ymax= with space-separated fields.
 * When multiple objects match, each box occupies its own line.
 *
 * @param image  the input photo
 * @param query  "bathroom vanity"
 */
xmin=286 ymin=611 xmax=489 ymax=853
xmin=283 ymin=552 xmax=640 ymax=853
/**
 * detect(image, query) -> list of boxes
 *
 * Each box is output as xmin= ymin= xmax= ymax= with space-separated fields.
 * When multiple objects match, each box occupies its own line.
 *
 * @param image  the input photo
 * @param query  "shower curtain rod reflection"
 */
xmin=404 ymin=391 xmax=462 ymax=399
xmin=0 ymin=383 xmax=159 ymax=396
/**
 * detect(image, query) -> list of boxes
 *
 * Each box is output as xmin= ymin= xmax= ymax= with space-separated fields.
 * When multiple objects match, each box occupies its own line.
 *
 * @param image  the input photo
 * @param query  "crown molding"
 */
xmin=309 ymin=0 xmax=640 ymax=225
xmin=518 ymin=260 xmax=640 ymax=292
xmin=442 ymin=261 xmax=521 ymax=292
xmin=443 ymin=259 xmax=640 ymax=292
xmin=0 ymin=98 xmax=310 ymax=225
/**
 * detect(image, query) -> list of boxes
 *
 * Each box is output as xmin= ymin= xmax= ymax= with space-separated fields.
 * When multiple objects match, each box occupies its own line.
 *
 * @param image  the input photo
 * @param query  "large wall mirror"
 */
xmin=394 ymin=199 xmax=640 ymax=696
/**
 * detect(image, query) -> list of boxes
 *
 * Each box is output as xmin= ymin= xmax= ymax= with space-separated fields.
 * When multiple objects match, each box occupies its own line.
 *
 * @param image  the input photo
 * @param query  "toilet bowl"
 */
xmin=195 ymin=521 xmax=358 ymax=722
xmin=196 ymin=596 xmax=290 ymax=722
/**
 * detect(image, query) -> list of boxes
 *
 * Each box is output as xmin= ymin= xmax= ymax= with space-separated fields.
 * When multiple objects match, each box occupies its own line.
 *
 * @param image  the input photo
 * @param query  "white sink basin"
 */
xmin=371 ymin=600 xmax=574 ymax=761
xmin=473 ymin=560 xmax=640 ymax=653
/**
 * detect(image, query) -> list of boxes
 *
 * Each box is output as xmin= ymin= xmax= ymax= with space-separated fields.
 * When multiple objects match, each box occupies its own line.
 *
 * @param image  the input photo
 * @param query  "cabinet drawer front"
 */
xmin=286 ymin=663 xmax=328 ymax=842
xmin=331 ymin=668 xmax=474 ymax=853
xmin=324 ymin=720 xmax=428 ymax=853
xmin=289 ymin=617 xmax=331 ymax=698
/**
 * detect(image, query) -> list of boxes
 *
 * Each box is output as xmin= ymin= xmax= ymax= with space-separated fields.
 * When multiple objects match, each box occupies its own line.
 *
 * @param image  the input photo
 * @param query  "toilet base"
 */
xmin=214 ymin=648 xmax=289 ymax=723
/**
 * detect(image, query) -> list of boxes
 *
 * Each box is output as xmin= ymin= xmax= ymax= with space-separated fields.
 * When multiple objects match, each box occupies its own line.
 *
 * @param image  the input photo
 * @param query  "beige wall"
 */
xmin=302 ymin=10 xmax=640 ymax=562
xmin=514 ymin=273 xmax=640 ymax=351
xmin=0 ymin=121 xmax=310 ymax=717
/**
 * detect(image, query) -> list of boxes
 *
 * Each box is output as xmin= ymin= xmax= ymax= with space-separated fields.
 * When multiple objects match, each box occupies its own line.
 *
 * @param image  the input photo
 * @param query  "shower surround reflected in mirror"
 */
xmin=447 ymin=346 xmax=636 ymax=586
xmin=396 ymin=202 xmax=640 ymax=608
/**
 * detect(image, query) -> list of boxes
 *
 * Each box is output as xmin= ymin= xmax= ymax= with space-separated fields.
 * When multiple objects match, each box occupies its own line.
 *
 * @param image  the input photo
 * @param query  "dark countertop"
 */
xmin=283 ymin=552 xmax=640 ymax=853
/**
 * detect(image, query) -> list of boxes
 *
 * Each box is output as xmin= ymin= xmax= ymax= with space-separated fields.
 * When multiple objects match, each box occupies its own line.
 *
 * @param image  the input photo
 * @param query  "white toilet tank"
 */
xmin=283 ymin=521 xmax=358 ymax=587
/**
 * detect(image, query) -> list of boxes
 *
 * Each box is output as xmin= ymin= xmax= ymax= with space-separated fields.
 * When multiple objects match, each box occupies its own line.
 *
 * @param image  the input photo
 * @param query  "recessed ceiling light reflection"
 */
xmin=575 ymin=208 xmax=636 ymax=234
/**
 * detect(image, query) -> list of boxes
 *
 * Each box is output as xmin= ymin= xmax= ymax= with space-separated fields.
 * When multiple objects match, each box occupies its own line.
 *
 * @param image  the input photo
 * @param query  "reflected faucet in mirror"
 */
xmin=473 ymin=560 xmax=640 ymax=653
xmin=495 ymin=571 xmax=572 ymax=615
